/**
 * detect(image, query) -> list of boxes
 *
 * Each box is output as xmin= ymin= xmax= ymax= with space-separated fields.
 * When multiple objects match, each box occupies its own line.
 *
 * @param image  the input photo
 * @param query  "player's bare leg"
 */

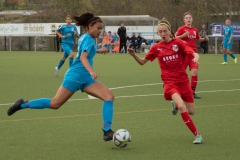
xmin=171 ymin=93 xmax=203 ymax=144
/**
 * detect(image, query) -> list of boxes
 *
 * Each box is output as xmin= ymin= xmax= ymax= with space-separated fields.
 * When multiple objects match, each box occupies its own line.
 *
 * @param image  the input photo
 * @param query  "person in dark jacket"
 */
xmin=136 ymin=33 xmax=143 ymax=49
xmin=117 ymin=23 xmax=127 ymax=53
xmin=129 ymin=32 xmax=137 ymax=52
xmin=56 ymin=25 xmax=62 ymax=52
xmin=199 ymin=24 xmax=208 ymax=54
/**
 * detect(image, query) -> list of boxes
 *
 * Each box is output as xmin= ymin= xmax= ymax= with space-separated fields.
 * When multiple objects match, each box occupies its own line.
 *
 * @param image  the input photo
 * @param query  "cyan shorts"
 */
xmin=222 ymin=41 xmax=233 ymax=50
xmin=62 ymin=43 xmax=73 ymax=58
xmin=62 ymin=78 xmax=96 ymax=92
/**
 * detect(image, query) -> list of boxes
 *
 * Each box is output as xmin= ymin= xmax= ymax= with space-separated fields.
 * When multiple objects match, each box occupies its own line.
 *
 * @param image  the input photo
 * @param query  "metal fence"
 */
xmin=0 ymin=35 xmax=240 ymax=54
xmin=0 ymin=35 xmax=79 ymax=52
xmin=204 ymin=35 xmax=240 ymax=54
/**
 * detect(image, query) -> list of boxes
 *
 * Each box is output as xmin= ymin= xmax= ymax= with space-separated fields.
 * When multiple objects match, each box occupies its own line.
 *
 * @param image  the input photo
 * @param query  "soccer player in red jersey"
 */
xmin=175 ymin=12 xmax=209 ymax=99
xmin=127 ymin=18 xmax=203 ymax=144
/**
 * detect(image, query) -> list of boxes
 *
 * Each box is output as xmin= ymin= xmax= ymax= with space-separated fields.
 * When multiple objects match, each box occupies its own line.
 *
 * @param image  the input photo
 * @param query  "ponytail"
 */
xmin=74 ymin=12 xmax=102 ymax=29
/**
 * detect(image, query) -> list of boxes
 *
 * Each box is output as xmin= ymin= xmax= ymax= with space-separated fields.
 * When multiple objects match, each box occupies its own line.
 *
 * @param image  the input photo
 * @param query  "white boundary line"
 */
xmin=109 ymin=79 xmax=240 ymax=90
xmin=198 ymin=79 xmax=240 ymax=83
xmin=1 ymin=88 xmax=240 ymax=106
xmin=110 ymin=83 xmax=162 ymax=90
xmin=1 ymin=79 xmax=239 ymax=106
xmin=84 ymin=89 xmax=240 ymax=100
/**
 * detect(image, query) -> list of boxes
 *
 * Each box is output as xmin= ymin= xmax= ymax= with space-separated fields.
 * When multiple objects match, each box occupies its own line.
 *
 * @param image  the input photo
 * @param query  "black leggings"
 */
xmin=119 ymin=38 xmax=127 ymax=52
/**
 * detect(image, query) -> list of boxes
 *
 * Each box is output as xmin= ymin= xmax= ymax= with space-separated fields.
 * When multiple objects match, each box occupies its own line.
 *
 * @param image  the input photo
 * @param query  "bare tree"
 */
xmin=2 ymin=0 xmax=239 ymax=26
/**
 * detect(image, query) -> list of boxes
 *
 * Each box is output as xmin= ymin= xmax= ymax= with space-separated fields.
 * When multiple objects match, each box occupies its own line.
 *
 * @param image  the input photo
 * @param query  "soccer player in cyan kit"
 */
xmin=175 ymin=12 xmax=209 ymax=99
xmin=221 ymin=18 xmax=237 ymax=65
xmin=55 ymin=15 xmax=80 ymax=77
xmin=7 ymin=12 xmax=115 ymax=142
xmin=127 ymin=18 xmax=203 ymax=144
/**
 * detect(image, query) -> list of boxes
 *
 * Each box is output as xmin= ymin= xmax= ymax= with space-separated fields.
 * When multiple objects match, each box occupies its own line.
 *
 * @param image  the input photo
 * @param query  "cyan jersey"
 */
xmin=58 ymin=24 xmax=79 ymax=45
xmin=223 ymin=26 xmax=233 ymax=42
xmin=64 ymin=34 xmax=96 ymax=82
xmin=113 ymin=36 xmax=119 ymax=42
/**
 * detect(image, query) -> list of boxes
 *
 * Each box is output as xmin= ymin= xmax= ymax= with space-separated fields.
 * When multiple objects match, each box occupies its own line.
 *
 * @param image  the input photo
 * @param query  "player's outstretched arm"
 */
xmin=73 ymin=30 xmax=80 ymax=38
xmin=80 ymin=51 xmax=98 ymax=79
xmin=56 ymin=31 xmax=66 ymax=39
xmin=175 ymin=31 xmax=189 ymax=39
xmin=128 ymin=48 xmax=148 ymax=65
xmin=197 ymin=37 xmax=209 ymax=42
xmin=228 ymin=34 xmax=233 ymax=44
xmin=192 ymin=53 xmax=199 ymax=64
xmin=97 ymin=47 xmax=107 ymax=55
xmin=221 ymin=35 xmax=225 ymax=45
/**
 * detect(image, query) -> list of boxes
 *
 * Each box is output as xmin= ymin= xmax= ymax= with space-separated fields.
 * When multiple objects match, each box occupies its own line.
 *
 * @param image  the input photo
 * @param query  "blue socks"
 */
xmin=230 ymin=52 xmax=236 ymax=59
xmin=223 ymin=53 xmax=236 ymax=62
xmin=69 ymin=57 xmax=73 ymax=67
xmin=21 ymin=98 xmax=51 ymax=109
xmin=57 ymin=60 xmax=65 ymax=70
xmin=223 ymin=54 xmax=227 ymax=62
xmin=102 ymin=100 xmax=114 ymax=131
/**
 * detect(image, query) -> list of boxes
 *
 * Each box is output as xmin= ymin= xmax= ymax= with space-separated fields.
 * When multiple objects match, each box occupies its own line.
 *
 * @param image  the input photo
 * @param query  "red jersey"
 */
xmin=175 ymin=26 xmax=200 ymax=52
xmin=145 ymin=38 xmax=195 ymax=84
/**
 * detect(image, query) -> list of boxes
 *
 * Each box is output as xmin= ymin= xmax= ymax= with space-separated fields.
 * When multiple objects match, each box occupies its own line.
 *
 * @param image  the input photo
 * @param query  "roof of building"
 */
xmin=99 ymin=15 xmax=159 ymax=26
xmin=0 ymin=10 xmax=42 ymax=16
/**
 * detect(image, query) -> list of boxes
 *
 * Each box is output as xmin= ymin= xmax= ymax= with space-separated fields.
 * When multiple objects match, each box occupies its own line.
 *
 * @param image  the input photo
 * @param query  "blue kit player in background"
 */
xmin=221 ymin=18 xmax=237 ymax=65
xmin=55 ymin=15 xmax=80 ymax=76
xmin=7 ymin=12 xmax=115 ymax=142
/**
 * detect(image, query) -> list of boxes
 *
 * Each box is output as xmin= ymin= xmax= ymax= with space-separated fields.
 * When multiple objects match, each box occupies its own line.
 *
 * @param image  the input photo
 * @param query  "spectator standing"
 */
xmin=117 ymin=23 xmax=127 ymax=53
xmin=199 ymin=24 xmax=208 ymax=54
xmin=56 ymin=25 xmax=62 ymax=52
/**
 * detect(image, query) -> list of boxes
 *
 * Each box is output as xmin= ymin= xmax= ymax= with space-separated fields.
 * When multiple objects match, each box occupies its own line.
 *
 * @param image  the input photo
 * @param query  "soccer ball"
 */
xmin=113 ymin=129 xmax=131 ymax=148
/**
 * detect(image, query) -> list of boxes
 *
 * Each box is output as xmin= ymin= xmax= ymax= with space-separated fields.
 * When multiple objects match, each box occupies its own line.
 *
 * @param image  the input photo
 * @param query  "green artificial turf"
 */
xmin=0 ymin=51 xmax=239 ymax=160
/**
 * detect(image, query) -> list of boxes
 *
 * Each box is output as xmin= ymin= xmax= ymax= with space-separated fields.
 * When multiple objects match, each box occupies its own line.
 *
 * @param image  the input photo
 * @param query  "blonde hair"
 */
xmin=157 ymin=17 xmax=175 ymax=37
xmin=183 ymin=12 xmax=193 ymax=18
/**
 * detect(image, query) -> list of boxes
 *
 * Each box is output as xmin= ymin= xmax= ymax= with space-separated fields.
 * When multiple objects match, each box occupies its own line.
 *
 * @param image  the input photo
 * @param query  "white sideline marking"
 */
xmin=1 ymin=88 xmax=240 ymax=106
xmin=198 ymin=79 xmax=240 ymax=83
xmin=110 ymin=83 xmax=162 ymax=90
xmin=109 ymin=79 xmax=240 ymax=90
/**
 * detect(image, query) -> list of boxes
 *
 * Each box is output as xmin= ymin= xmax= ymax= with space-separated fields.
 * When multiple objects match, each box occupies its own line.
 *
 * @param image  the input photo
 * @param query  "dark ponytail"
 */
xmin=158 ymin=17 xmax=175 ymax=38
xmin=74 ymin=12 xmax=102 ymax=29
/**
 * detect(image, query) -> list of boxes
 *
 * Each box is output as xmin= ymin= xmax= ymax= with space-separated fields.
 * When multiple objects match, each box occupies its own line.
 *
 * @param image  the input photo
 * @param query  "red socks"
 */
xmin=181 ymin=112 xmax=199 ymax=136
xmin=191 ymin=76 xmax=198 ymax=94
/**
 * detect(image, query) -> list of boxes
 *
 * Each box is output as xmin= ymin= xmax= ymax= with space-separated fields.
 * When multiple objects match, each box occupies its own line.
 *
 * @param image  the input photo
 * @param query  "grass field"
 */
xmin=0 ymin=51 xmax=240 ymax=160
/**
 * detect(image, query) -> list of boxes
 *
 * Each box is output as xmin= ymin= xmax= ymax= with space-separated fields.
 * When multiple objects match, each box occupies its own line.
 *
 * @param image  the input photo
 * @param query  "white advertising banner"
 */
xmin=0 ymin=23 xmax=80 ymax=36
xmin=23 ymin=23 xmax=50 ymax=34
xmin=0 ymin=24 xmax=24 ymax=35
xmin=105 ymin=26 xmax=160 ymax=40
